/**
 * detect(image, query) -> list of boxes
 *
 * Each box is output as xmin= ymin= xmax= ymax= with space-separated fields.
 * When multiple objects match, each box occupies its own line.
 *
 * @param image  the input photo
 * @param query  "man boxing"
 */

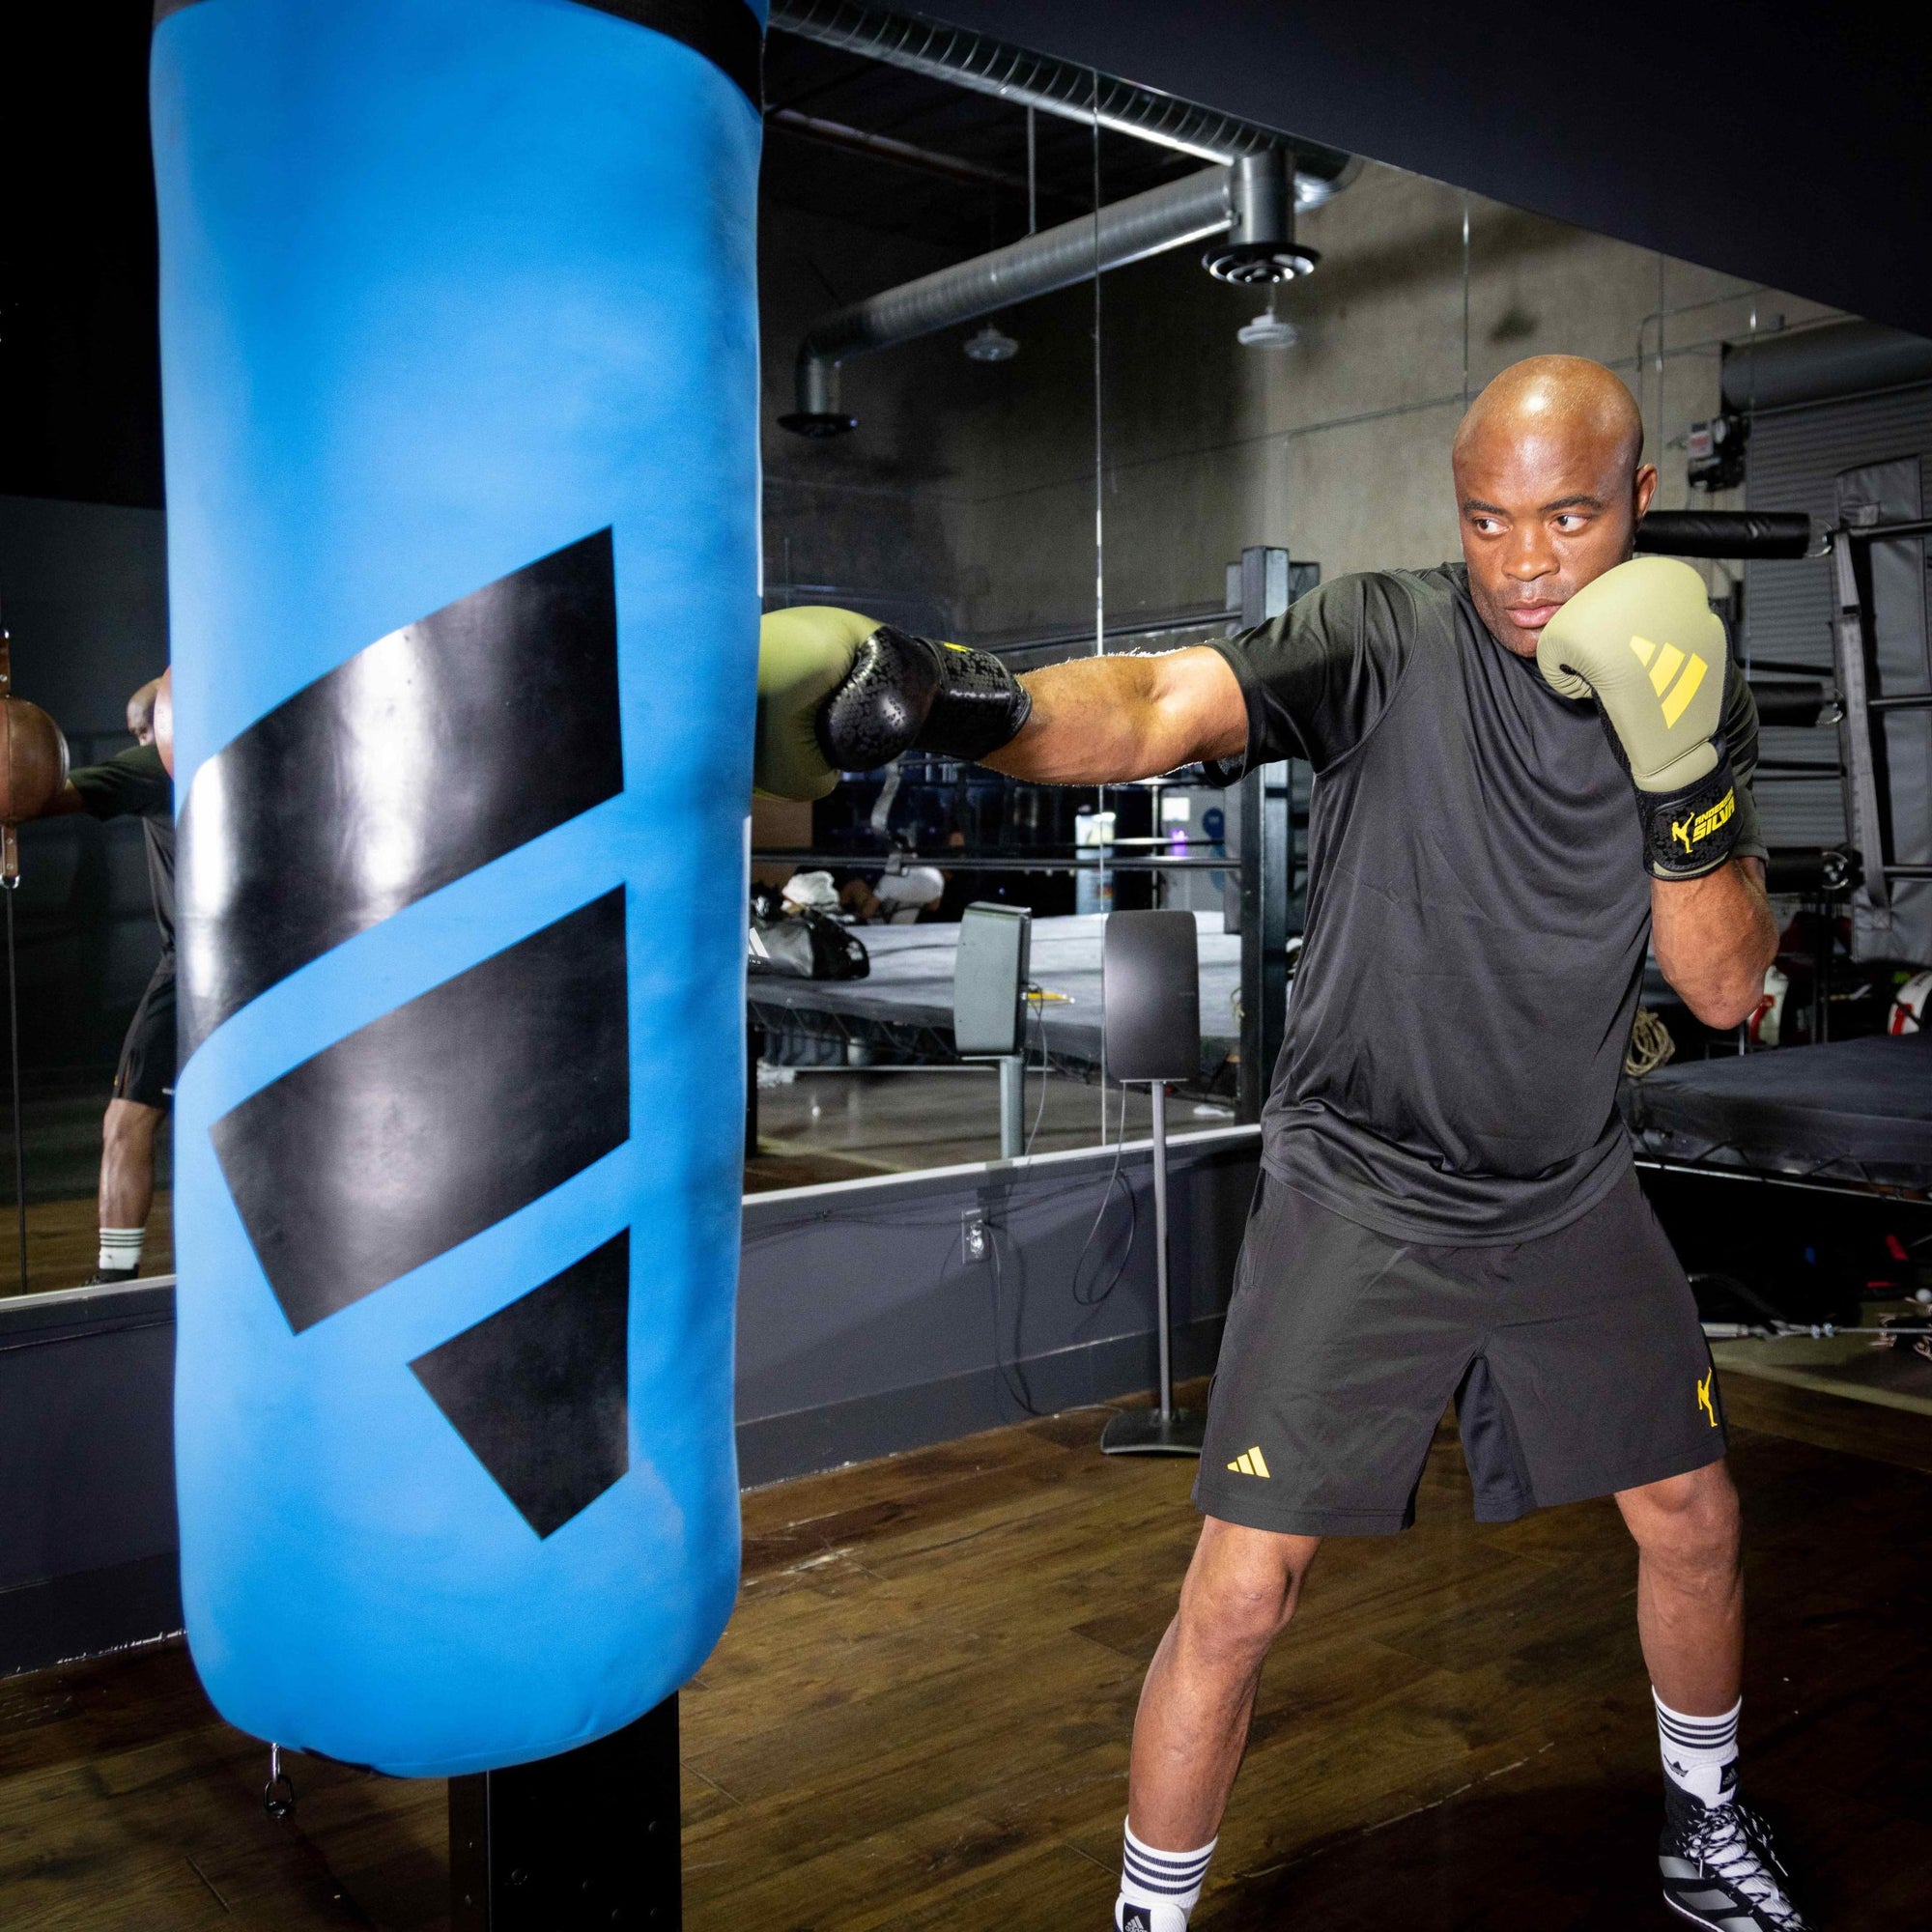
xmin=754 ymin=355 xmax=1803 ymax=1929
xmin=41 ymin=678 xmax=176 ymax=1284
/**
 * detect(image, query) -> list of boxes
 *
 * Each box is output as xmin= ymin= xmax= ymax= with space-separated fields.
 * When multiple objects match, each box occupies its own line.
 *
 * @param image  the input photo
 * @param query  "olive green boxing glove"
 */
xmin=754 ymin=607 xmax=874 ymax=801
xmin=1536 ymin=556 xmax=1740 ymax=879
xmin=754 ymin=606 xmax=1033 ymax=802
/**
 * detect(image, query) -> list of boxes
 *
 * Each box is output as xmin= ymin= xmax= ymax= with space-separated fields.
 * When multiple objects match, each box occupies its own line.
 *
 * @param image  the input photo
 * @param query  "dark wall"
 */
xmin=930 ymin=1 xmax=1932 ymax=342
xmin=0 ymin=0 xmax=162 ymax=508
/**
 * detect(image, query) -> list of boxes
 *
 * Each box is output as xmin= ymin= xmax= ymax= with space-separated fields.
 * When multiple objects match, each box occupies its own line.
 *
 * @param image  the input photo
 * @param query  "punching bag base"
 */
xmin=450 ymin=1695 xmax=681 ymax=1930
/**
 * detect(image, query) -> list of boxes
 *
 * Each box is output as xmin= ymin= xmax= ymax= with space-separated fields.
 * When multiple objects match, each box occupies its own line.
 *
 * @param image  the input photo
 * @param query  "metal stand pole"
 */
xmin=1099 ymin=1079 xmax=1204 ymax=1457
xmin=1152 ymin=1079 xmax=1172 ymax=1425
xmin=4 ymin=875 xmax=24 ymax=1295
xmin=450 ymin=1694 xmax=681 ymax=1930
xmin=998 ymin=1053 xmax=1024 ymax=1160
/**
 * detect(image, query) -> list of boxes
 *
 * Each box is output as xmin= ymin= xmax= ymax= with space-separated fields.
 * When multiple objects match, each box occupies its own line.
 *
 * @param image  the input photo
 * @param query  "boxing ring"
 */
xmin=751 ymin=909 xmax=1244 ymax=1080
xmin=1622 ymin=1032 xmax=1932 ymax=1195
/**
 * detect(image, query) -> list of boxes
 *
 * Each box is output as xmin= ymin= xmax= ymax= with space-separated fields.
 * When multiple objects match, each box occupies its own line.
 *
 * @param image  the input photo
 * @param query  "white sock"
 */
xmin=1116 ymin=1821 xmax=1215 ymax=1931
xmin=98 ymin=1227 xmax=145 ymax=1276
xmin=1655 ymin=1689 xmax=1740 ymax=1808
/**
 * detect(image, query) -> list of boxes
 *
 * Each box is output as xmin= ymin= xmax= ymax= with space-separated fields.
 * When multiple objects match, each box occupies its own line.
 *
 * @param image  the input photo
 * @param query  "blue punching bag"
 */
xmin=151 ymin=0 xmax=762 ymax=1776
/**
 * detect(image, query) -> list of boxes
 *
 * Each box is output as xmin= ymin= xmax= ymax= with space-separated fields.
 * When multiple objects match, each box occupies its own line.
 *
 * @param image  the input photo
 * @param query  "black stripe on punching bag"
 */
xmin=212 ymin=889 xmax=630 ymax=1334
xmin=410 ymin=1230 xmax=632 ymax=1538
xmin=177 ymin=529 xmax=623 ymax=1058
xmin=152 ymin=0 xmax=764 ymax=107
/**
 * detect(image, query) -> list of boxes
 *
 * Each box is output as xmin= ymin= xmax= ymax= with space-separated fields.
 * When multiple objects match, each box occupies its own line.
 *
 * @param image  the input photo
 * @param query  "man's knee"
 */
xmin=1176 ymin=1520 xmax=1319 ymax=1667
xmin=1619 ymin=1462 xmax=1741 ymax=1577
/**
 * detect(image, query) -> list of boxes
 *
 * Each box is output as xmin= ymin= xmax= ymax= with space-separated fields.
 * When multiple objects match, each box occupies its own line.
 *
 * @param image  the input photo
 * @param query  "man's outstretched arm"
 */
xmin=986 ymin=647 xmax=1249 ymax=784
xmin=754 ymin=607 xmax=1249 ymax=799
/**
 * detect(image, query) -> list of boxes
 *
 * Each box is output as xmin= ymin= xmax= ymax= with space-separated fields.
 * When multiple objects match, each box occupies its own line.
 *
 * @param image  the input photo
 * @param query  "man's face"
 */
xmin=1455 ymin=429 xmax=1657 ymax=657
xmin=128 ymin=698 xmax=156 ymax=746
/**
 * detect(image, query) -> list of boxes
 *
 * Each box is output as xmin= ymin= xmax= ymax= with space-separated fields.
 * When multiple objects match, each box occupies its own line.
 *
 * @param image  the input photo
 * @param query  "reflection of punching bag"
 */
xmin=151 ymin=0 xmax=763 ymax=1776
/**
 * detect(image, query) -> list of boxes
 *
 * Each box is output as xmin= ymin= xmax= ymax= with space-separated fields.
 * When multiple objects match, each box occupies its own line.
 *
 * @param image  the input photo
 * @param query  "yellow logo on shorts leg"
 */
xmin=1227 ymin=1446 xmax=1271 ymax=1477
xmin=1696 ymin=1369 xmax=1717 ymax=1428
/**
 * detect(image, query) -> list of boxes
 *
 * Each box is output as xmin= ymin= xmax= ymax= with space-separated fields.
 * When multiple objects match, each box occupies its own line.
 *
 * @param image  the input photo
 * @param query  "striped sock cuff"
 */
xmin=98 ymin=1227 xmax=145 ymax=1274
xmin=1653 ymin=1690 xmax=1741 ymax=1753
xmin=1121 ymin=1822 xmax=1216 ymax=1901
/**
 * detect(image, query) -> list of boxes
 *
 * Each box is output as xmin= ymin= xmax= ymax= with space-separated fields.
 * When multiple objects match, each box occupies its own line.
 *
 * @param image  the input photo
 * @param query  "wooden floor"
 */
xmin=3 ymin=1373 xmax=1929 ymax=1929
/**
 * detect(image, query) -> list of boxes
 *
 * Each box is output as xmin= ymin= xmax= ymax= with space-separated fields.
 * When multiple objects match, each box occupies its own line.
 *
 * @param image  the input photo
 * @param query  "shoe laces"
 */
xmin=1680 ymin=1802 xmax=1804 ymax=1928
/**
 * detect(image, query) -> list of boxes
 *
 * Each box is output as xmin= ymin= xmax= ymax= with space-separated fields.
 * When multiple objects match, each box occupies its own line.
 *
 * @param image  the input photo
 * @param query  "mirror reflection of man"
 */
xmin=41 ymin=678 xmax=175 ymax=1284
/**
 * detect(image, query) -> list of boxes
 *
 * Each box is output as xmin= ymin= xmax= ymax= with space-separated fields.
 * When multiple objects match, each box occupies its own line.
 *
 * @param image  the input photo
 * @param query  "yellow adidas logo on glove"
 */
xmin=1629 ymin=634 xmax=1710 ymax=728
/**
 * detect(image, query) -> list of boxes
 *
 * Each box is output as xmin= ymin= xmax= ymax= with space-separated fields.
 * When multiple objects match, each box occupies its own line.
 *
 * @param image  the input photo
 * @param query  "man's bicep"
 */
xmin=1155 ymin=646 xmax=1250 ymax=767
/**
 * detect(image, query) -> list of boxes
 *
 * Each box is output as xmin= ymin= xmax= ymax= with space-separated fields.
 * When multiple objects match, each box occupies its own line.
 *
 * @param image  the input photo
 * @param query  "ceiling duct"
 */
xmin=768 ymin=0 xmax=1359 ymax=205
xmin=781 ymin=152 xmax=1310 ymax=435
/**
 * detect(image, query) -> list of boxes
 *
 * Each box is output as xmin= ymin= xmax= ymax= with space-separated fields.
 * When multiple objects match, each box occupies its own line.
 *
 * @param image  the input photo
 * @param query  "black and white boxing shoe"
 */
xmin=1660 ymin=1791 xmax=1807 ymax=1930
xmin=1115 ymin=1904 xmax=1184 ymax=1932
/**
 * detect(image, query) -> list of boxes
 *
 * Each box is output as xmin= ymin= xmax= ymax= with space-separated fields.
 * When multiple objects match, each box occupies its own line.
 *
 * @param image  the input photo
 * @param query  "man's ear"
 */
xmin=1633 ymin=462 xmax=1660 ymax=522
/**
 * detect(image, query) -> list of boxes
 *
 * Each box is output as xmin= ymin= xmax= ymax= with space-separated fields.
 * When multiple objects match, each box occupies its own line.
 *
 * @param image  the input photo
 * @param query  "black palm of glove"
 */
xmin=754 ymin=607 xmax=1031 ymax=800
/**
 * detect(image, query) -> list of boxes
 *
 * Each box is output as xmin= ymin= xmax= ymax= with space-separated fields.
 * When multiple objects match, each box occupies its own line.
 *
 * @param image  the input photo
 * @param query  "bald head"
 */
xmin=1454 ymin=355 xmax=1643 ymax=478
xmin=127 ymin=678 xmax=161 ymax=746
xmin=1452 ymin=355 xmax=1656 ymax=656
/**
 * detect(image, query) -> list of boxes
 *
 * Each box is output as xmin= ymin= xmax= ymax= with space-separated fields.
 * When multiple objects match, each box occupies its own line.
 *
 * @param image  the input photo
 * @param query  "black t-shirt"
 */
xmin=70 ymin=743 xmax=176 ymax=955
xmin=1209 ymin=561 xmax=1763 ymax=1244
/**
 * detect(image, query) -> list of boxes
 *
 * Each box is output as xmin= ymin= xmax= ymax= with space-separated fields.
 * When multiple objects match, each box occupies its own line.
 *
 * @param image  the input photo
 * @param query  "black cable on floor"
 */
xmin=985 ymin=1214 xmax=1042 ymax=1417
xmin=1069 ymin=1081 xmax=1137 ymax=1309
xmin=1023 ymin=989 xmax=1050 ymax=1156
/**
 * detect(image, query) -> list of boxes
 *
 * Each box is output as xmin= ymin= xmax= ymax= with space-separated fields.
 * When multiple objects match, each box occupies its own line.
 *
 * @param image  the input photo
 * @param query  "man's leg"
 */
xmin=1621 ymin=1460 xmax=1804 ymax=1926
xmin=1114 ymin=1519 xmax=1320 ymax=1928
xmin=1617 ymin=1460 xmax=1743 ymax=1719
xmin=1114 ymin=1179 xmax=1464 ymax=1928
xmin=97 ymin=1098 xmax=163 ymax=1280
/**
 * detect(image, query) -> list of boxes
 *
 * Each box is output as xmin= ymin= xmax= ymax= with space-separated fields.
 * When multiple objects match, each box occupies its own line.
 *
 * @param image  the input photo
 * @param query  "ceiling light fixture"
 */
xmin=965 ymin=322 xmax=1019 ymax=362
xmin=1237 ymin=289 xmax=1299 ymax=350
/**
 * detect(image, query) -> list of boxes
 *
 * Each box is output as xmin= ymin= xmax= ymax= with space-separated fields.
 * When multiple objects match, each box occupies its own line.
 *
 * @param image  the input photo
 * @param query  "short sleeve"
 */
xmin=1202 ymin=572 xmax=1417 ymax=783
xmin=68 ymin=744 xmax=171 ymax=822
xmin=1717 ymin=656 xmax=1767 ymax=867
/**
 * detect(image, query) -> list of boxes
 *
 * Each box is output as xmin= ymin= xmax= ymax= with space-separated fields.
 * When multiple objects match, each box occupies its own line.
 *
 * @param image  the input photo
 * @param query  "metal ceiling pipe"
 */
xmin=781 ymin=163 xmax=1236 ymax=434
xmin=1721 ymin=319 xmax=1932 ymax=412
xmin=769 ymin=0 xmax=1358 ymax=203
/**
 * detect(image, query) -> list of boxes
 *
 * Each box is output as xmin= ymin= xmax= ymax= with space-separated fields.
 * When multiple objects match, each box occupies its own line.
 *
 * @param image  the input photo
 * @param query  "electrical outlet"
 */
xmin=961 ymin=1210 xmax=988 ymax=1264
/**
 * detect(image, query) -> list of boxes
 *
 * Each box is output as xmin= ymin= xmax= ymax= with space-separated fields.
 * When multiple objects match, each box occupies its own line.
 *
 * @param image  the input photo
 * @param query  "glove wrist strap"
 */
xmin=910 ymin=635 xmax=1032 ymax=761
xmin=1639 ymin=745 xmax=1740 ymax=880
xmin=817 ymin=625 xmax=1030 ymax=771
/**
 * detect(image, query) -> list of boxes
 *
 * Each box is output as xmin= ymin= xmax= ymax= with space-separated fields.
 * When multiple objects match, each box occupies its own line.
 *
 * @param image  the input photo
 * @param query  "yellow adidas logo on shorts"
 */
xmin=1227 ymin=1445 xmax=1270 ymax=1478
xmin=1629 ymin=633 xmax=1710 ymax=727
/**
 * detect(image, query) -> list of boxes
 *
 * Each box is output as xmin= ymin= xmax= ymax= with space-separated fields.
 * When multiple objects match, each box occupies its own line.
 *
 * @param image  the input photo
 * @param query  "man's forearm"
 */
xmin=1650 ymin=857 xmax=1776 ymax=1029
xmin=40 ymin=781 xmax=90 ymax=819
xmin=981 ymin=647 xmax=1247 ymax=784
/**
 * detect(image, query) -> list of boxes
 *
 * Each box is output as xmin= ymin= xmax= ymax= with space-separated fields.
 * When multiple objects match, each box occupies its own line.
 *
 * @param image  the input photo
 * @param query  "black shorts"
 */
xmin=113 ymin=962 xmax=177 ymax=1111
xmin=1193 ymin=1167 xmax=1725 ymax=1537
